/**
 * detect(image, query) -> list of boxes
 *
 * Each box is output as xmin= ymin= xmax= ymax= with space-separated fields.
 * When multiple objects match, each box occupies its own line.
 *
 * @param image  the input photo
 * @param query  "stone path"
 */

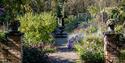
xmin=48 ymin=21 xmax=87 ymax=63
xmin=48 ymin=45 xmax=79 ymax=63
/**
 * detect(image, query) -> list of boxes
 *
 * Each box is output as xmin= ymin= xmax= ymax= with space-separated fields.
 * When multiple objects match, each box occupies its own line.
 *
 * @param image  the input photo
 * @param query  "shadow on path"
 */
xmin=48 ymin=46 xmax=79 ymax=63
xmin=49 ymin=56 xmax=76 ymax=63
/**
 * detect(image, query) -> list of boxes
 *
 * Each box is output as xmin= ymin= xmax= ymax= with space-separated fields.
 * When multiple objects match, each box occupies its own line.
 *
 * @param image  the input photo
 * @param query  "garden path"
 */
xmin=48 ymin=21 xmax=89 ymax=63
xmin=48 ymin=45 xmax=80 ymax=63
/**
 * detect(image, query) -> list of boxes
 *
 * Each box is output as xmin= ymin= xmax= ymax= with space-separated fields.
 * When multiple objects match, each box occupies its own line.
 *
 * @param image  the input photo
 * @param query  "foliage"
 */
xmin=0 ymin=32 xmax=5 ymax=42
xmin=87 ymin=6 xmax=100 ymax=16
xmin=110 ymin=8 xmax=119 ymax=19
xmin=118 ymin=9 xmax=125 ymax=24
xmin=108 ymin=6 xmax=125 ymax=24
xmin=17 ymin=12 xmax=57 ymax=44
xmin=64 ymin=14 xmax=91 ymax=33
xmin=0 ymin=0 xmax=24 ymax=22
xmin=119 ymin=50 xmax=125 ymax=63
xmin=86 ymin=25 xmax=98 ymax=33
xmin=0 ymin=0 xmax=52 ymax=23
xmin=115 ymin=25 xmax=124 ymax=33
xmin=0 ymin=32 xmax=4 ymax=38
xmin=23 ymin=46 xmax=50 ymax=63
xmin=44 ymin=47 xmax=56 ymax=53
xmin=65 ymin=0 xmax=86 ymax=15
xmin=80 ymin=51 xmax=104 ymax=63
xmin=75 ymin=35 xmax=104 ymax=63
xmin=64 ymin=15 xmax=78 ymax=32
xmin=21 ymin=0 xmax=51 ymax=13
xmin=101 ymin=7 xmax=124 ymax=32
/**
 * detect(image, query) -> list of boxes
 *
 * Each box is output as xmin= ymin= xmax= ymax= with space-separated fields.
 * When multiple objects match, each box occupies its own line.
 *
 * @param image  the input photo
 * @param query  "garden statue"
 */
xmin=53 ymin=0 xmax=67 ymax=37
xmin=56 ymin=0 xmax=65 ymax=30
xmin=106 ymin=19 xmax=116 ymax=32
xmin=52 ymin=0 xmax=67 ymax=46
xmin=9 ymin=20 xmax=20 ymax=32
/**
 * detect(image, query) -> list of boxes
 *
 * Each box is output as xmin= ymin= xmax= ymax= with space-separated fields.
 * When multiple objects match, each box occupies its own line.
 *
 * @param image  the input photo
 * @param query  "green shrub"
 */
xmin=64 ymin=15 xmax=88 ymax=32
xmin=118 ymin=10 xmax=125 ymax=24
xmin=0 ymin=32 xmax=4 ymax=38
xmin=87 ymin=6 xmax=100 ymax=16
xmin=86 ymin=25 xmax=98 ymax=33
xmin=119 ymin=50 xmax=125 ymax=63
xmin=17 ymin=12 xmax=57 ymax=45
xmin=0 ymin=32 xmax=5 ymax=42
xmin=44 ymin=47 xmax=56 ymax=53
xmin=115 ymin=25 xmax=124 ymax=33
xmin=75 ymin=35 xmax=104 ymax=63
xmin=80 ymin=51 xmax=104 ymax=63
xmin=65 ymin=15 xmax=78 ymax=32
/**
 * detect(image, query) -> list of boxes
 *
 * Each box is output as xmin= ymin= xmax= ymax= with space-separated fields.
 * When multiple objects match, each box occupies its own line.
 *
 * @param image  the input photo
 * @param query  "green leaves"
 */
xmin=17 ymin=12 xmax=57 ymax=45
xmin=74 ymin=36 xmax=104 ymax=63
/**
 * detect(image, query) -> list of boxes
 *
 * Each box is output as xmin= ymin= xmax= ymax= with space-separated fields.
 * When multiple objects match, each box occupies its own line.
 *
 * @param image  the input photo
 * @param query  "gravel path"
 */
xmin=48 ymin=46 xmax=79 ymax=63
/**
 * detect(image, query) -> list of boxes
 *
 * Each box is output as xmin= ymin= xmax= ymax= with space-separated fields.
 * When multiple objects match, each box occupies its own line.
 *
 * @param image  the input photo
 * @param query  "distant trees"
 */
xmin=64 ymin=0 xmax=84 ymax=15
xmin=0 ymin=0 xmax=125 ymax=22
xmin=64 ymin=0 xmax=95 ymax=15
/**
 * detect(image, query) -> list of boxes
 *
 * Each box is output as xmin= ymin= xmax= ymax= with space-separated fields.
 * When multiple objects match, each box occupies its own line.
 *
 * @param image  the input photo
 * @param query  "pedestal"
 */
xmin=52 ymin=31 xmax=68 ymax=46
xmin=5 ymin=31 xmax=24 ymax=63
xmin=104 ymin=32 xmax=120 ymax=63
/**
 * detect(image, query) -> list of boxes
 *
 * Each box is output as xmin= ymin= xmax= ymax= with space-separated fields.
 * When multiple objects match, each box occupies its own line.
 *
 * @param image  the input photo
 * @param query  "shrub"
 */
xmin=86 ymin=25 xmax=98 ymax=33
xmin=17 ymin=12 xmax=57 ymax=44
xmin=65 ymin=15 xmax=87 ymax=32
xmin=80 ymin=51 xmax=104 ymax=63
xmin=65 ymin=15 xmax=78 ymax=32
xmin=0 ymin=32 xmax=5 ymax=42
xmin=0 ymin=32 xmax=4 ymax=38
xmin=87 ymin=6 xmax=100 ymax=16
xmin=115 ymin=25 xmax=124 ymax=33
xmin=119 ymin=50 xmax=125 ymax=63
xmin=75 ymin=35 xmax=104 ymax=63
